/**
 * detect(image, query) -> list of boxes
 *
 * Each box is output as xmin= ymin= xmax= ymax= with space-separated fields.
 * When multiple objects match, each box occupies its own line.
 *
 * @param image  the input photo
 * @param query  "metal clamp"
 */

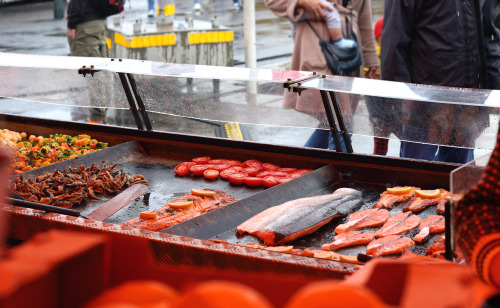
xmin=283 ymin=72 xmax=324 ymax=94
xmin=78 ymin=65 xmax=99 ymax=77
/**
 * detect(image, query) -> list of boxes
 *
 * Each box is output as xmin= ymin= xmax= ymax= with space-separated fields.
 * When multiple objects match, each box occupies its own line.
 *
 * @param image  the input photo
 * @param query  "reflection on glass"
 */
xmin=0 ymin=53 xmax=498 ymax=162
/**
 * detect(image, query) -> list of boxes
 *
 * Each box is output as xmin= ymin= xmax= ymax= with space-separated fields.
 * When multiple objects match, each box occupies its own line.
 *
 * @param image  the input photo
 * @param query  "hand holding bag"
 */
xmin=306 ymin=20 xmax=362 ymax=76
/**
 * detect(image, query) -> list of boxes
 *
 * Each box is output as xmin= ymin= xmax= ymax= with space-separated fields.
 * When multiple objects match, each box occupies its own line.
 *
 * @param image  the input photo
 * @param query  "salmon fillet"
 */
xmin=436 ymin=192 xmax=453 ymax=215
xmin=375 ymin=212 xmax=421 ymax=238
xmin=403 ymin=189 xmax=448 ymax=213
xmin=236 ymin=188 xmax=364 ymax=245
xmin=426 ymin=235 xmax=446 ymax=258
xmin=121 ymin=189 xmax=236 ymax=231
xmin=373 ymin=187 xmax=420 ymax=209
xmin=334 ymin=208 xmax=390 ymax=233
xmin=322 ymin=231 xmax=375 ymax=251
xmin=414 ymin=215 xmax=445 ymax=243
xmin=366 ymin=235 xmax=415 ymax=257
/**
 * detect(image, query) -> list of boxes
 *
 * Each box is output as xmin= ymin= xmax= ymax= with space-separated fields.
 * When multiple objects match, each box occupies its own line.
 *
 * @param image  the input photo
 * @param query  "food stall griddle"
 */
xmin=13 ymin=138 xmax=447 ymax=259
xmin=166 ymin=164 xmax=443 ymax=257
xmin=12 ymin=141 xmax=268 ymax=225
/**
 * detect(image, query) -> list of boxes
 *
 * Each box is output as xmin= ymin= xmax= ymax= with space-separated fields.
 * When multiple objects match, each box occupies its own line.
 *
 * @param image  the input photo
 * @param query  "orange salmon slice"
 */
xmin=366 ymin=235 xmax=415 ymax=257
xmin=403 ymin=189 xmax=449 ymax=213
xmin=375 ymin=212 xmax=421 ymax=238
xmin=413 ymin=215 xmax=445 ymax=243
xmin=322 ymin=231 xmax=375 ymax=251
xmin=373 ymin=187 xmax=420 ymax=209
xmin=122 ymin=189 xmax=236 ymax=231
xmin=335 ymin=208 xmax=390 ymax=233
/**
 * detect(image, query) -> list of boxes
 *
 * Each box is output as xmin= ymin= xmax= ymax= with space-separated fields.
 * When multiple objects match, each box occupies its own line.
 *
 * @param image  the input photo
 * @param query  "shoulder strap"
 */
xmin=342 ymin=0 xmax=365 ymax=38
xmin=305 ymin=20 xmax=323 ymax=40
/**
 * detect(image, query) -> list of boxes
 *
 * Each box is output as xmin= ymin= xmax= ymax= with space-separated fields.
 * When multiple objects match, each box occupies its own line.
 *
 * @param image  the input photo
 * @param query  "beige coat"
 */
xmin=266 ymin=0 xmax=378 ymax=114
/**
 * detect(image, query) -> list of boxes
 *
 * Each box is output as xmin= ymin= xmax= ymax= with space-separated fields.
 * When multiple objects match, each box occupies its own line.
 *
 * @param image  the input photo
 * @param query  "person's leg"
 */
xmin=194 ymin=0 xmax=201 ymax=10
xmin=89 ymin=108 xmax=107 ymax=123
xmin=373 ymin=137 xmax=389 ymax=155
xmin=73 ymin=20 xmax=109 ymax=123
xmin=148 ymin=0 xmax=155 ymax=16
xmin=435 ymin=146 xmax=474 ymax=164
xmin=400 ymin=141 xmax=438 ymax=161
xmin=304 ymin=129 xmax=330 ymax=149
xmin=327 ymin=132 xmax=349 ymax=152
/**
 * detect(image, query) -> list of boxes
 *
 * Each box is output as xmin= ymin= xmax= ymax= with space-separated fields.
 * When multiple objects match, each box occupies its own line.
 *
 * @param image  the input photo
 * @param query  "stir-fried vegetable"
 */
xmin=9 ymin=133 xmax=107 ymax=174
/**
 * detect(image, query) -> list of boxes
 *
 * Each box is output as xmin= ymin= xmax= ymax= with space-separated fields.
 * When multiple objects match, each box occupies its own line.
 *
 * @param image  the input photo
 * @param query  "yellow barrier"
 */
xmin=188 ymin=31 xmax=234 ymax=44
xmin=114 ymin=33 xmax=176 ymax=48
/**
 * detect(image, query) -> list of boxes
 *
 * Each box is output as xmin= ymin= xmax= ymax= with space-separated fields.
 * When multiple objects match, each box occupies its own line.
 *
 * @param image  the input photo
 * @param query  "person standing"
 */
xmin=265 ymin=0 xmax=379 ymax=151
xmin=381 ymin=0 xmax=500 ymax=163
xmin=453 ymin=0 xmax=500 ymax=289
xmin=365 ymin=17 xmax=403 ymax=156
xmin=67 ymin=0 xmax=110 ymax=124
xmin=148 ymin=0 xmax=155 ymax=17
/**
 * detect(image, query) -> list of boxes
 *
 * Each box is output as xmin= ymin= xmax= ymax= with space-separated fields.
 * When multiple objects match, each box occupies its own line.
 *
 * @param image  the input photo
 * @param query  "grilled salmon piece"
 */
xmin=413 ymin=215 xmax=445 ymax=243
xmin=437 ymin=192 xmax=460 ymax=215
xmin=375 ymin=212 xmax=421 ymax=238
xmin=122 ymin=189 xmax=236 ymax=231
xmin=403 ymin=189 xmax=449 ymax=213
xmin=426 ymin=235 xmax=446 ymax=258
xmin=236 ymin=188 xmax=363 ymax=246
xmin=373 ymin=187 xmax=420 ymax=209
xmin=334 ymin=208 xmax=390 ymax=234
xmin=322 ymin=231 xmax=375 ymax=251
xmin=366 ymin=235 xmax=415 ymax=257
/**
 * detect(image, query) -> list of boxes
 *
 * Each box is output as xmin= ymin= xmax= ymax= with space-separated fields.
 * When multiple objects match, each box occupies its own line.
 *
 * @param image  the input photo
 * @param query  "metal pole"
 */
xmin=244 ymin=0 xmax=257 ymax=105
xmin=54 ymin=0 xmax=65 ymax=20
xmin=445 ymin=200 xmax=455 ymax=261
xmin=243 ymin=0 xmax=257 ymax=69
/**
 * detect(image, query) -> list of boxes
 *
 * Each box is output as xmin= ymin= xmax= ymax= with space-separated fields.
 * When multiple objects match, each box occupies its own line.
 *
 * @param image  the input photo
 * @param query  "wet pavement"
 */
xmin=0 ymin=0 xmax=384 ymax=64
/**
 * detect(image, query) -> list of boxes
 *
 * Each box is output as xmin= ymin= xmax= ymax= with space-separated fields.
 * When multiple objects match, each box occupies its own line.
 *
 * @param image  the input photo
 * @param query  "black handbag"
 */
xmin=306 ymin=20 xmax=362 ymax=76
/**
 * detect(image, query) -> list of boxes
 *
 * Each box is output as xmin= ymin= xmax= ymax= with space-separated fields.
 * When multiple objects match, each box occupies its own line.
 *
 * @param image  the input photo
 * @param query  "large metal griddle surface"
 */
xmin=12 ymin=141 xmax=267 ymax=224
xmin=15 ymin=140 xmax=445 ymax=258
xmin=166 ymin=164 xmax=445 ymax=258
xmin=99 ymin=162 xmax=267 ymax=225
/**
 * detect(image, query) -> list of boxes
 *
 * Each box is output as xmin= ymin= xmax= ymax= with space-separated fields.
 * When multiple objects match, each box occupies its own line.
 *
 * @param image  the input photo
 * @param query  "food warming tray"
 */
xmin=11 ymin=129 xmax=453 ymax=259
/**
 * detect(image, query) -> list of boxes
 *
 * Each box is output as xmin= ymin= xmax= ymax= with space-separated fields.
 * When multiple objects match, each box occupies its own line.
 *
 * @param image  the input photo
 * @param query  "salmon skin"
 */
xmin=375 ymin=212 xmax=421 ymax=238
xmin=121 ymin=189 xmax=236 ymax=231
xmin=236 ymin=188 xmax=363 ymax=246
xmin=322 ymin=231 xmax=375 ymax=251
xmin=373 ymin=187 xmax=419 ymax=209
xmin=403 ymin=189 xmax=448 ymax=213
xmin=334 ymin=208 xmax=390 ymax=233
xmin=414 ymin=215 xmax=445 ymax=243
xmin=366 ymin=235 xmax=415 ymax=257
